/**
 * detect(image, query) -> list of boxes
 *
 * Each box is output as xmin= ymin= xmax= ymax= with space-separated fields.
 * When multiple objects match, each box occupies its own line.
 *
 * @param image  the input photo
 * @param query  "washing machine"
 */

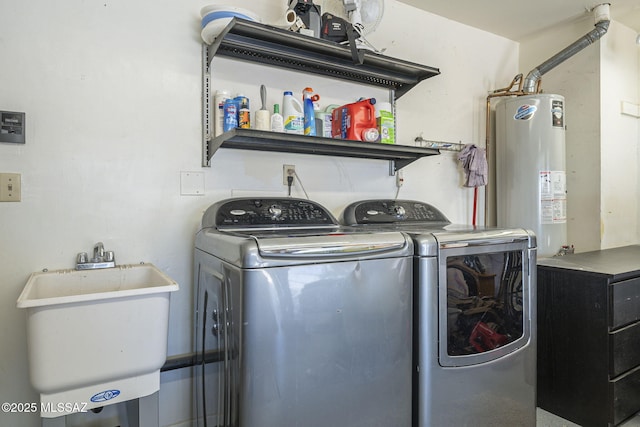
xmin=193 ymin=197 xmax=414 ymax=427
xmin=343 ymin=199 xmax=537 ymax=427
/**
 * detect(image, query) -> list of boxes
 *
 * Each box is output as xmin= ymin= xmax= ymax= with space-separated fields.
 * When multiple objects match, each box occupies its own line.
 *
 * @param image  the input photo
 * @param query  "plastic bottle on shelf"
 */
xmin=223 ymin=98 xmax=238 ymax=132
xmin=271 ymin=104 xmax=284 ymax=132
xmin=331 ymin=98 xmax=378 ymax=141
xmin=282 ymin=91 xmax=304 ymax=134
xmin=238 ymin=96 xmax=250 ymax=129
xmin=315 ymin=104 xmax=337 ymax=138
xmin=302 ymin=87 xmax=317 ymax=136
xmin=213 ymin=89 xmax=230 ymax=137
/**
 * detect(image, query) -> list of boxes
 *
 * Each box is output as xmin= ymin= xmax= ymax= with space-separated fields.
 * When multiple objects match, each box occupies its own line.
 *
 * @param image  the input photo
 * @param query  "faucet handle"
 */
xmin=104 ymin=251 xmax=115 ymax=262
xmin=76 ymin=252 xmax=88 ymax=264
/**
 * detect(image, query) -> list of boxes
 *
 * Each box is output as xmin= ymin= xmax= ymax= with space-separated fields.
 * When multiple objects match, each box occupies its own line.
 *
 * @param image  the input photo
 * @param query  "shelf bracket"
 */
xmin=202 ymin=44 xmax=212 ymax=167
xmin=390 ymin=159 xmax=418 ymax=175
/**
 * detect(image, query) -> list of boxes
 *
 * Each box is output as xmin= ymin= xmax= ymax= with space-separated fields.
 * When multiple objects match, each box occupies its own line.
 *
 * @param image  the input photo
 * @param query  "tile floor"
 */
xmin=537 ymin=408 xmax=640 ymax=426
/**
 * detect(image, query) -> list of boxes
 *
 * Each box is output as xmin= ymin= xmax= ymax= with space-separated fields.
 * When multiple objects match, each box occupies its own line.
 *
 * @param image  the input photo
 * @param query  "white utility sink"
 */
xmin=17 ymin=263 xmax=179 ymax=417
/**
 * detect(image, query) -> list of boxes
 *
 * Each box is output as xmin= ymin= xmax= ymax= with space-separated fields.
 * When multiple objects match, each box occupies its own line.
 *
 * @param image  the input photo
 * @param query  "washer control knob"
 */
xmin=268 ymin=205 xmax=283 ymax=219
xmin=392 ymin=205 xmax=406 ymax=218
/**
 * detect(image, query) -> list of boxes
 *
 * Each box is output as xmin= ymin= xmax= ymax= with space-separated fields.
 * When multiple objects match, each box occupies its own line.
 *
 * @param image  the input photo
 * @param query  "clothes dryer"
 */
xmin=194 ymin=197 xmax=414 ymax=427
xmin=343 ymin=199 xmax=537 ymax=427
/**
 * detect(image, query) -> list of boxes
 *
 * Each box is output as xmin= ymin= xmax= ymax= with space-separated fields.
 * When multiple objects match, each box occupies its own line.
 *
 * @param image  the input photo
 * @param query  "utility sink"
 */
xmin=17 ymin=263 xmax=178 ymax=417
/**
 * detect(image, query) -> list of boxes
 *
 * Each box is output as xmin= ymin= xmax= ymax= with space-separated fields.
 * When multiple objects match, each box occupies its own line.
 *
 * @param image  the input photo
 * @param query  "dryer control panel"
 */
xmin=343 ymin=199 xmax=450 ymax=225
xmin=202 ymin=197 xmax=339 ymax=229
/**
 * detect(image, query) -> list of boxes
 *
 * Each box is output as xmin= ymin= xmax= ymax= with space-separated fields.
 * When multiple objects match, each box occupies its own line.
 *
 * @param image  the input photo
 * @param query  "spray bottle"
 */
xmin=302 ymin=87 xmax=318 ymax=136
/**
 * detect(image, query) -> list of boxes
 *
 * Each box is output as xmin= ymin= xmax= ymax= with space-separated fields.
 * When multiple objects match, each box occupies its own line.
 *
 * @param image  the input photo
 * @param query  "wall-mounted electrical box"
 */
xmin=0 ymin=111 xmax=26 ymax=144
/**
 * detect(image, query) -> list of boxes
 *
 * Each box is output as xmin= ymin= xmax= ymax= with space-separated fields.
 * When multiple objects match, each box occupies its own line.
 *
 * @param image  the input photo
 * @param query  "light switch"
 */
xmin=0 ymin=173 xmax=21 ymax=202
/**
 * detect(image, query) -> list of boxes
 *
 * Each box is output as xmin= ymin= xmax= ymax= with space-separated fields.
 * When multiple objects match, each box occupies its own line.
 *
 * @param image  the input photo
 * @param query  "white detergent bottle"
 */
xmin=282 ymin=91 xmax=304 ymax=134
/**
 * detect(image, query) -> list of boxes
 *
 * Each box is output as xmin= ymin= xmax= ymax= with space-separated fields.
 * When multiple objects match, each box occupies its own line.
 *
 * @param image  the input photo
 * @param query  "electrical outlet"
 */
xmin=0 ymin=173 xmax=21 ymax=202
xmin=283 ymin=164 xmax=296 ymax=186
xmin=396 ymin=169 xmax=404 ymax=187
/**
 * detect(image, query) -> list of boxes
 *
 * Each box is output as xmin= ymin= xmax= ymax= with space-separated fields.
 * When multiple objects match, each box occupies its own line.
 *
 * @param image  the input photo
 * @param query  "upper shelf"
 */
xmin=208 ymin=128 xmax=440 ymax=172
xmin=205 ymin=18 xmax=440 ymax=99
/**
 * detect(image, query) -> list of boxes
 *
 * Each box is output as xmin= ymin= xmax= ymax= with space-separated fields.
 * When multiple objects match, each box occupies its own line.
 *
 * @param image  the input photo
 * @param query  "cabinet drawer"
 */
xmin=612 ymin=277 xmax=640 ymax=329
xmin=611 ymin=321 xmax=640 ymax=377
xmin=612 ymin=365 xmax=640 ymax=425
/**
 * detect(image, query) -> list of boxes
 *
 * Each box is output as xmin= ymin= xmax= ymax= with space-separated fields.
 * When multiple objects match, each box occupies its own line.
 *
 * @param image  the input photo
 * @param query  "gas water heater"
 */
xmin=495 ymin=94 xmax=567 ymax=258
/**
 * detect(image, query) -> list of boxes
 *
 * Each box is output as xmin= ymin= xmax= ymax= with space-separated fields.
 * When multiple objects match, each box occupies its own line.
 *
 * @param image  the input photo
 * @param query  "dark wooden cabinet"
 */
xmin=537 ymin=245 xmax=640 ymax=426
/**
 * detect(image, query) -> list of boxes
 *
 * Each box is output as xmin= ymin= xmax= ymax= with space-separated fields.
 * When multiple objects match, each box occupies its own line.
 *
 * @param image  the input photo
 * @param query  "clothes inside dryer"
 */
xmin=445 ymin=251 xmax=524 ymax=356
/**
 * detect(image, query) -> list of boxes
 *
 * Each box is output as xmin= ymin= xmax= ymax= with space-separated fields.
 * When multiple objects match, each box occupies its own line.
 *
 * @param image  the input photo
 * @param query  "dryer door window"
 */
xmin=438 ymin=243 xmax=532 ymax=367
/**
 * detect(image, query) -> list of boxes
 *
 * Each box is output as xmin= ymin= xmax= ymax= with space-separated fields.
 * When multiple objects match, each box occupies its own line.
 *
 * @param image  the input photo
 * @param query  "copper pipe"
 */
xmin=491 ymin=73 xmax=523 ymax=95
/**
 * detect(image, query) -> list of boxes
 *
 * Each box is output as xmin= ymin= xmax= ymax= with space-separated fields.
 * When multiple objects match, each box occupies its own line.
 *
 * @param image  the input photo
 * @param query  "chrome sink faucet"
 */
xmin=76 ymin=241 xmax=116 ymax=270
xmin=93 ymin=242 xmax=105 ymax=262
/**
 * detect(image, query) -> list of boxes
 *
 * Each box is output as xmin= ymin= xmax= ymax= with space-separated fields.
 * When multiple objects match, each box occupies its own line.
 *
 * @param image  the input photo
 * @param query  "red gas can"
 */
xmin=332 ymin=98 xmax=377 ymax=141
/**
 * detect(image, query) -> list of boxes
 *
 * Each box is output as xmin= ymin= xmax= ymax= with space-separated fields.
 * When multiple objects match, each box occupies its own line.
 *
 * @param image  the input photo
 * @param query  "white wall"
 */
xmin=600 ymin=22 xmax=640 ymax=249
xmin=519 ymin=17 xmax=640 ymax=253
xmin=638 ymin=40 xmax=640 ymax=238
xmin=0 ymin=1 xmax=518 ymax=426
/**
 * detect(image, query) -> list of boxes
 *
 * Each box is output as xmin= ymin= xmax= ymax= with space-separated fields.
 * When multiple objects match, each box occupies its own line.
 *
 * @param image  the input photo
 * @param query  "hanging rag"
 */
xmin=457 ymin=144 xmax=488 ymax=187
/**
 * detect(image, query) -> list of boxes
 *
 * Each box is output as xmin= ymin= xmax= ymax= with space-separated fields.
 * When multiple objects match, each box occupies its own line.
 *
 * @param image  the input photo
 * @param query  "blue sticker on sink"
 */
xmin=90 ymin=389 xmax=121 ymax=403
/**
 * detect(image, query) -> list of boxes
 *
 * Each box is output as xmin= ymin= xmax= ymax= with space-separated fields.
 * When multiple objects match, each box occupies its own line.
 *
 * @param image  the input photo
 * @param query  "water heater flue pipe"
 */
xmin=522 ymin=3 xmax=610 ymax=93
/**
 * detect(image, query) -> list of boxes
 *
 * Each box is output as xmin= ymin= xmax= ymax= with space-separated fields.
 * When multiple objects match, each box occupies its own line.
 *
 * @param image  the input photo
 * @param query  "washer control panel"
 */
xmin=343 ymin=199 xmax=450 ymax=225
xmin=203 ymin=197 xmax=338 ymax=229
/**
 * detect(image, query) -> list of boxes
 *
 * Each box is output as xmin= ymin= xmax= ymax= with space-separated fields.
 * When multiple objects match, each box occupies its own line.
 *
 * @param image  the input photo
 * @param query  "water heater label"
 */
xmin=539 ymin=171 xmax=566 ymax=224
xmin=551 ymin=100 xmax=564 ymax=127
xmin=514 ymin=105 xmax=537 ymax=120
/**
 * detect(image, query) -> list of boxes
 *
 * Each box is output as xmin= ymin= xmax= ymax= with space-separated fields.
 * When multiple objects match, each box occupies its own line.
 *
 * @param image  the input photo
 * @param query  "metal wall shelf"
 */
xmin=208 ymin=129 xmax=440 ymax=172
xmin=202 ymin=18 xmax=441 ymax=168
xmin=205 ymin=18 xmax=440 ymax=98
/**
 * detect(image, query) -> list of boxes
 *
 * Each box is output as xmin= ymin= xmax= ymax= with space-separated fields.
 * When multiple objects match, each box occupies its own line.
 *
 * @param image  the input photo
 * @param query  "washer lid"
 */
xmin=254 ymin=230 xmax=408 ymax=258
xmin=196 ymin=227 xmax=412 ymax=268
xmin=197 ymin=197 xmax=414 ymax=267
